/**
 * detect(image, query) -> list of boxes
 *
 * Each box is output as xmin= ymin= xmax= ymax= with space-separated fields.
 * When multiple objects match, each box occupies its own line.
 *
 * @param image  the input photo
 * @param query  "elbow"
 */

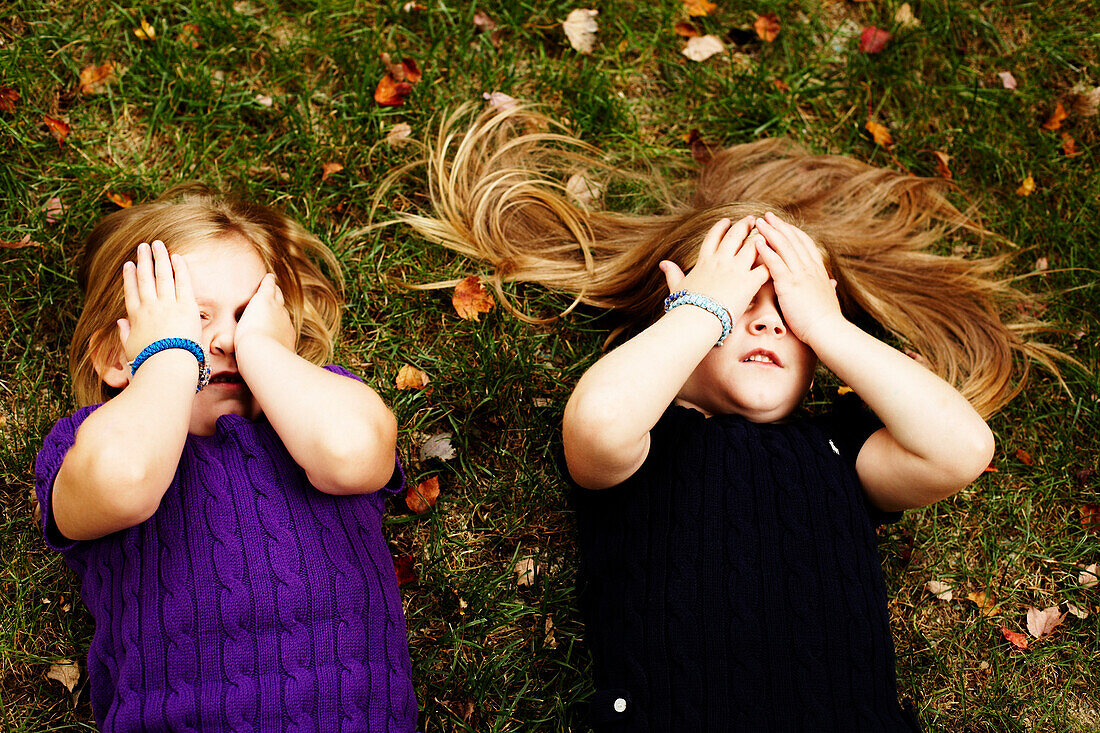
xmin=941 ymin=423 xmax=996 ymax=493
xmin=91 ymin=457 xmax=163 ymax=528
xmin=311 ymin=411 xmax=399 ymax=495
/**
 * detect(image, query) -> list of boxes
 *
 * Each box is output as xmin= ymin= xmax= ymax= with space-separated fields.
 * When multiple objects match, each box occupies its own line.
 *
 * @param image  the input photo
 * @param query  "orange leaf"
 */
xmin=674 ymin=21 xmax=700 ymax=38
xmin=395 ymin=364 xmax=430 ymax=390
xmin=933 ymin=151 xmax=952 ymax=179
xmin=393 ymin=554 xmax=417 ymax=586
xmin=406 ymin=476 xmax=440 ymax=513
xmin=859 ymin=26 xmax=891 ymax=53
xmin=134 ymin=18 xmax=156 ymax=40
xmin=105 ymin=191 xmax=132 ymax=208
xmin=80 ymin=61 xmax=118 ymax=95
xmin=43 ymin=115 xmax=71 ymax=145
xmin=177 ymin=23 xmax=201 ymax=48
xmin=402 ymin=59 xmax=422 ymax=84
xmin=374 ymin=74 xmax=413 ymax=107
xmin=452 ymin=276 xmax=494 ymax=321
xmin=684 ymin=0 xmax=717 ymax=17
xmin=865 ymin=119 xmax=892 ymax=147
xmin=1060 ymin=132 xmax=1080 ymax=157
xmin=1080 ymin=504 xmax=1100 ymax=533
xmin=0 ymin=86 xmax=19 ymax=113
xmin=967 ymin=590 xmax=999 ymax=617
xmin=753 ymin=13 xmax=780 ymax=42
xmin=1041 ymin=101 xmax=1068 ymax=131
xmin=999 ymin=626 xmax=1029 ymax=650
xmin=1014 ymin=448 xmax=1034 ymax=465
xmin=321 ymin=161 xmax=344 ymax=182
xmin=983 ymin=464 xmax=998 ymax=473
xmin=1016 ymin=174 xmax=1035 ymax=196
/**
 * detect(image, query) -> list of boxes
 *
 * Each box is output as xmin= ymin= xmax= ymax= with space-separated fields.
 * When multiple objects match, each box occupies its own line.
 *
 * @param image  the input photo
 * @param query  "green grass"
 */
xmin=2 ymin=0 xmax=1098 ymax=730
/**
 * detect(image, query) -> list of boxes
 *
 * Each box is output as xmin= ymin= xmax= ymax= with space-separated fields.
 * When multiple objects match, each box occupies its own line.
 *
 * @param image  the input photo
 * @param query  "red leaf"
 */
xmin=402 ymin=59 xmax=422 ymax=84
xmin=406 ymin=476 xmax=440 ymax=514
xmin=999 ymin=626 xmax=1029 ymax=650
xmin=1015 ymin=448 xmax=1034 ymax=466
xmin=0 ymin=86 xmax=18 ymax=113
xmin=859 ymin=26 xmax=891 ymax=53
xmin=43 ymin=115 xmax=71 ymax=145
xmin=674 ymin=21 xmax=700 ymax=38
xmin=393 ymin=554 xmax=418 ymax=586
xmin=1081 ymin=504 xmax=1100 ymax=533
xmin=374 ymin=74 xmax=413 ymax=106
xmin=452 ymin=276 xmax=495 ymax=320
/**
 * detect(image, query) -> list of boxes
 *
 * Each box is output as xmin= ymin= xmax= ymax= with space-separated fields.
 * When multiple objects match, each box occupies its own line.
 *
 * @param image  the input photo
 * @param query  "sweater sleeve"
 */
xmin=34 ymin=404 xmax=102 ymax=552
xmin=322 ymin=364 xmax=405 ymax=495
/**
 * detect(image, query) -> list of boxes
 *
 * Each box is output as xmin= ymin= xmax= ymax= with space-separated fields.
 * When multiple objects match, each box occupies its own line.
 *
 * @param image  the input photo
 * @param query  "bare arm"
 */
xmin=53 ymin=241 xmax=200 ymax=540
xmin=234 ymin=275 xmax=398 ymax=495
xmin=564 ymin=216 xmax=768 ymax=489
xmin=755 ymin=213 xmax=995 ymax=511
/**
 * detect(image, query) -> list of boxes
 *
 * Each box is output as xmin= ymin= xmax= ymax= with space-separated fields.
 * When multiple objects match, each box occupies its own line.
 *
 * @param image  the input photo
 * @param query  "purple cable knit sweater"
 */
xmin=35 ymin=365 xmax=417 ymax=732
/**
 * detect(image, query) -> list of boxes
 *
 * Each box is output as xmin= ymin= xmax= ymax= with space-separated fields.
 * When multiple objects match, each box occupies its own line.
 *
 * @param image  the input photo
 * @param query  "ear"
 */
xmin=91 ymin=320 xmax=131 ymax=390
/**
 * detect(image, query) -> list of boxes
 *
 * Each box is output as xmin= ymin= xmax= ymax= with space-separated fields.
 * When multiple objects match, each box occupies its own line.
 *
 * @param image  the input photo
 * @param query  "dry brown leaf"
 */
xmin=43 ymin=115 xmax=71 ymax=145
xmin=452 ymin=276 xmax=494 ymax=320
xmin=402 ymin=1 xmax=426 ymax=10
xmin=1025 ymin=606 xmax=1065 ymax=639
xmin=0 ymin=85 xmax=19 ymax=113
xmin=1071 ymin=85 xmax=1100 ymax=117
xmin=894 ymin=3 xmax=920 ymax=28
xmin=565 ymin=174 xmax=604 ymax=208
xmin=514 ymin=557 xmax=536 ymax=586
xmin=859 ymin=26 xmax=891 ymax=53
xmin=395 ymin=364 xmax=430 ymax=390
xmin=997 ymin=71 xmax=1017 ymax=90
xmin=563 ymin=8 xmax=599 ymax=54
xmin=1016 ymin=174 xmax=1035 ymax=196
xmin=1080 ymin=563 xmax=1099 ymax=588
xmin=47 ymin=660 xmax=80 ymax=692
xmin=754 ymin=13 xmax=780 ymax=43
xmin=932 ymin=151 xmax=952 ymax=179
xmin=1015 ymin=448 xmax=1034 ymax=465
xmin=482 ymin=91 xmax=518 ymax=111
xmin=254 ymin=94 xmax=274 ymax=107
xmin=925 ymin=580 xmax=953 ymax=601
xmin=473 ymin=10 xmax=497 ymax=32
xmin=682 ymin=34 xmax=725 ymax=61
xmin=684 ymin=0 xmax=717 ymax=17
xmin=419 ymin=432 xmax=456 ymax=462
xmin=79 ymin=62 xmax=117 ymax=95
xmin=968 ymin=590 xmax=999 ymax=617
xmin=0 ymin=234 xmax=36 ymax=249
xmin=134 ymin=18 xmax=156 ymax=40
xmin=1000 ymin=626 xmax=1029 ymax=650
xmin=686 ymin=129 xmax=715 ymax=163
xmin=1041 ymin=102 xmax=1068 ymax=131
xmin=865 ymin=119 xmax=892 ymax=147
xmin=106 ymin=191 xmax=132 ymax=208
xmin=674 ymin=21 xmax=700 ymax=38
xmin=1034 ymin=257 xmax=1049 ymax=272
xmin=1066 ymin=602 xmax=1089 ymax=619
xmin=321 ymin=162 xmax=344 ymax=182
xmin=543 ymin=616 xmax=558 ymax=648
xmin=385 ymin=122 xmax=413 ymax=146
xmin=406 ymin=476 xmax=440 ymax=513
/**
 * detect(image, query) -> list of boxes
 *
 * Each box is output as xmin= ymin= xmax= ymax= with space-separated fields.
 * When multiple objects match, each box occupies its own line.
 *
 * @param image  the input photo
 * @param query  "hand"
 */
xmin=753 ymin=212 xmax=845 ymax=344
xmin=235 ymin=273 xmax=296 ymax=353
xmin=119 ymin=240 xmax=202 ymax=361
xmin=659 ymin=216 xmax=770 ymax=320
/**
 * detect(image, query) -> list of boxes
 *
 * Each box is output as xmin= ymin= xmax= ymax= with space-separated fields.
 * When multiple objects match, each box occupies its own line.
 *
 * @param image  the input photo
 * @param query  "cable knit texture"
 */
xmin=574 ymin=399 xmax=920 ymax=732
xmin=35 ymin=365 xmax=417 ymax=732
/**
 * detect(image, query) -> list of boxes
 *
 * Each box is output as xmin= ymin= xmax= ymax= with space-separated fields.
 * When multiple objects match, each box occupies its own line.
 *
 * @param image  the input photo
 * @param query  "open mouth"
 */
xmin=741 ymin=349 xmax=783 ymax=367
xmin=208 ymin=372 xmax=245 ymax=385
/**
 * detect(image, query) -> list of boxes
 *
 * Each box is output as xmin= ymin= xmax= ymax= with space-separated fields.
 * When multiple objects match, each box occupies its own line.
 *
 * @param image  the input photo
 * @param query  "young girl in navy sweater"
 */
xmin=394 ymin=104 xmax=1064 ymax=731
xmin=35 ymin=185 xmax=416 ymax=731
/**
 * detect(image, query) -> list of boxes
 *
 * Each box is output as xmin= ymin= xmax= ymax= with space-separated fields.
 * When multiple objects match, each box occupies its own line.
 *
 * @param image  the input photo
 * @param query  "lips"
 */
xmin=741 ymin=348 xmax=783 ymax=368
xmin=208 ymin=371 xmax=244 ymax=385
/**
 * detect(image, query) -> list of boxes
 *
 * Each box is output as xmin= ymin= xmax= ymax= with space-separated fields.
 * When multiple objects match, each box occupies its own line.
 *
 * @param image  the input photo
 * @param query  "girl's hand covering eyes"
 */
xmin=659 ymin=216 xmax=770 ymax=321
xmin=118 ymin=240 xmax=202 ymax=360
xmin=753 ymin=212 xmax=845 ymax=344
xmin=235 ymin=273 xmax=295 ymax=351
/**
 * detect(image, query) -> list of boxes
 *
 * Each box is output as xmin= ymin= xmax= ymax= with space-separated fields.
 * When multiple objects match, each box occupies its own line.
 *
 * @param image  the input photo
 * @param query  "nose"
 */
xmin=748 ymin=305 xmax=786 ymax=337
xmin=207 ymin=315 xmax=236 ymax=357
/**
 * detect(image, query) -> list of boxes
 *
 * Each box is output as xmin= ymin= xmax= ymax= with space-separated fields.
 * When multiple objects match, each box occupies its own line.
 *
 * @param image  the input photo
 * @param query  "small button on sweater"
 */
xmin=574 ymin=401 xmax=919 ymax=732
xmin=35 ymin=365 xmax=416 ymax=732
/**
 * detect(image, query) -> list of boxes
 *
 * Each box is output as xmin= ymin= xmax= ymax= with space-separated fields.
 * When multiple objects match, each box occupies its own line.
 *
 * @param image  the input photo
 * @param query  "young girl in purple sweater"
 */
xmin=34 ymin=185 xmax=416 ymax=731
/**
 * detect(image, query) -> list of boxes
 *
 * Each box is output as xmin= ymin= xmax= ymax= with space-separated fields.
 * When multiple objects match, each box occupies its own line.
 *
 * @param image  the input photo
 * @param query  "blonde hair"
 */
xmin=72 ymin=183 xmax=343 ymax=406
xmin=390 ymin=104 xmax=1067 ymax=418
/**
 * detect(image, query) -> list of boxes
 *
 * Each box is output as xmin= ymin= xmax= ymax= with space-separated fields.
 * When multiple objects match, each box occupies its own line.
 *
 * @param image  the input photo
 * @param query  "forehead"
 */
xmin=179 ymin=235 xmax=266 ymax=296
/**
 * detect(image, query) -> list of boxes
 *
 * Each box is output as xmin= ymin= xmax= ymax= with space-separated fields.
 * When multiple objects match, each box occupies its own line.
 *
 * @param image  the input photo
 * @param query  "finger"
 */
xmin=753 ymin=236 xmax=792 ymax=279
xmin=762 ymin=213 xmax=814 ymax=270
xmin=134 ymin=242 xmax=157 ymax=302
xmin=151 ymin=240 xmax=176 ymax=300
xmin=171 ymin=254 xmax=196 ymax=306
xmin=659 ymin=260 xmax=686 ymax=292
xmin=699 ymin=218 xmax=732 ymax=259
xmin=756 ymin=217 xmax=808 ymax=271
xmin=717 ymin=215 xmax=756 ymax=260
xmin=122 ymin=260 xmax=140 ymax=316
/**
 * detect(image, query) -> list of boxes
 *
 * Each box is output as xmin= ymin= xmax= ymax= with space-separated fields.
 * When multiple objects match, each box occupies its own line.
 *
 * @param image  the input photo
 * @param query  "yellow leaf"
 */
xmin=683 ymin=0 xmax=717 ymax=17
xmin=395 ymin=364 xmax=430 ymax=390
xmin=967 ymin=590 xmax=1000 ymax=617
xmin=865 ymin=119 xmax=893 ymax=147
xmin=134 ymin=18 xmax=156 ymax=40
xmin=1016 ymin=174 xmax=1035 ymax=196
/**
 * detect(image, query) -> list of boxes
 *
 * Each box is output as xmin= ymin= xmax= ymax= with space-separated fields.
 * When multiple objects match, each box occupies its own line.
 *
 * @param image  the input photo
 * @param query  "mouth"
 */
xmin=208 ymin=371 xmax=246 ymax=386
xmin=741 ymin=349 xmax=783 ymax=368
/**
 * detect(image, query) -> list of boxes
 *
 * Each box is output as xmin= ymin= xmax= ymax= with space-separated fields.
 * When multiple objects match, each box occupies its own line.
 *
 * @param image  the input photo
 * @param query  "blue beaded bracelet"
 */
xmin=663 ymin=290 xmax=733 ymax=346
xmin=127 ymin=338 xmax=211 ymax=392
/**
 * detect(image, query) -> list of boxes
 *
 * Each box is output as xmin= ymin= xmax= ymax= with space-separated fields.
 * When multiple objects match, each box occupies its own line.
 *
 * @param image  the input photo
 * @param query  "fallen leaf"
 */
xmin=402 ymin=1 xmax=426 ymax=10
xmin=999 ymin=626 xmax=1029 ymax=650
xmin=1080 ymin=563 xmax=1098 ymax=588
xmin=1071 ymin=84 xmax=1099 ymax=117
xmin=865 ymin=119 xmax=892 ymax=147
xmin=1016 ymin=174 xmax=1035 ymax=196
xmin=1015 ymin=448 xmax=1034 ymax=465
xmin=682 ymin=34 xmax=725 ymax=62
xmin=79 ymin=62 xmax=118 ymax=95
xmin=106 ymin=191 xmax=132 ymax=208
xmin=395 ymin=364 xmax=430 ymax=390
xmin=483 ymin=91 xmax=519 ymax=111
xmin=254 ymin=94 xmax=274 ymax=107
xmin=1034 ymin=257 xmax=1048 ymax=272
xmin=933 ymin=151 xmax=952 ymax=178
xmin=753 ymin=13 xmax=780 ymax=43
xmin=385 ymin=122 xmax=413 ymax=145
xmin=926 ymin=580 xmax=954 ymax=601
xmin=983 ymin=464 xmax=998 ymax=473
xmin=563 ymin=8 xmax=599 ymax=54
xmin=1 ymin=234 xmax=36 ymax=249
xmin=473 ymin=10 xmax=496 ymax=32
xmin=177 ymin=23 xmax=201 ymax=47
xmin=321 ymin=161 xmax=343 ymax=182
xmin=393 ymin=554 xmax=417 ymax=585
xmin=452 ymin=275 xmax=494 ymax=320
xmin=514 ymin=557 xmax=536 ymax=587
xmin=772 ymin=78 xmax=790 ymax=92
xmin=1041 ymin=102 xmax=1068 ymax=131
xmin=1060 ymin=132 xmax=1080 ymax=157
xmin=859 ymin=26 xmax=891 ymax=54
xmin=968 ymin=590 xmax=999 ymax=617
xmin=406 ymin=476 xmax=440 ymax=513
xmin=134 ymin=18 xmax=156 ymax=40
xmin=837 ymin=385 xmax=853 ymax=395
xmin=43 ymin=115 xmax=71 ymax=145
xmin=47 ymin=660 xmax=80 ymax=692
xmin=684 ymin=0 xmax=717 ymax=16
xmin=1066 ymin=602 xmax=1089 ymax=619
xmin=997 ymin=71 xmax=1017 ymax=90
xmin=0 ymin=85 xmax=18 ymax=113
xmin=380 ymin=53 xmax=422 ymax=84
xmin=565 ymin=173 xmax=604 ymax=208
xmin=374 ymin=74 xmax=414 ymax=106
xmin=894 ymin=3 xmax=920 ymax=28
xmin=544 ymin=616 xmax=558 ymax=647
xmin=1025 ymin=605 xmax=1065 ymax=639
xmin=420 ymin=432 xmax=456 ymax=461
xmin=686 ymin=128 xmax=715 ymax=163
xmin=42 ymin=196 xmax=65 ymax=224
xmin=674 ymin=21 xmax=700 ymax=38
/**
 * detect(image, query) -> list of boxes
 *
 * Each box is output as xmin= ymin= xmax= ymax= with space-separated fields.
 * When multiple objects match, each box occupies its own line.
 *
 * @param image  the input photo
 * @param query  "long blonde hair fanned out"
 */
xmin=394 ymin=103 xmax=1065 ymax=417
